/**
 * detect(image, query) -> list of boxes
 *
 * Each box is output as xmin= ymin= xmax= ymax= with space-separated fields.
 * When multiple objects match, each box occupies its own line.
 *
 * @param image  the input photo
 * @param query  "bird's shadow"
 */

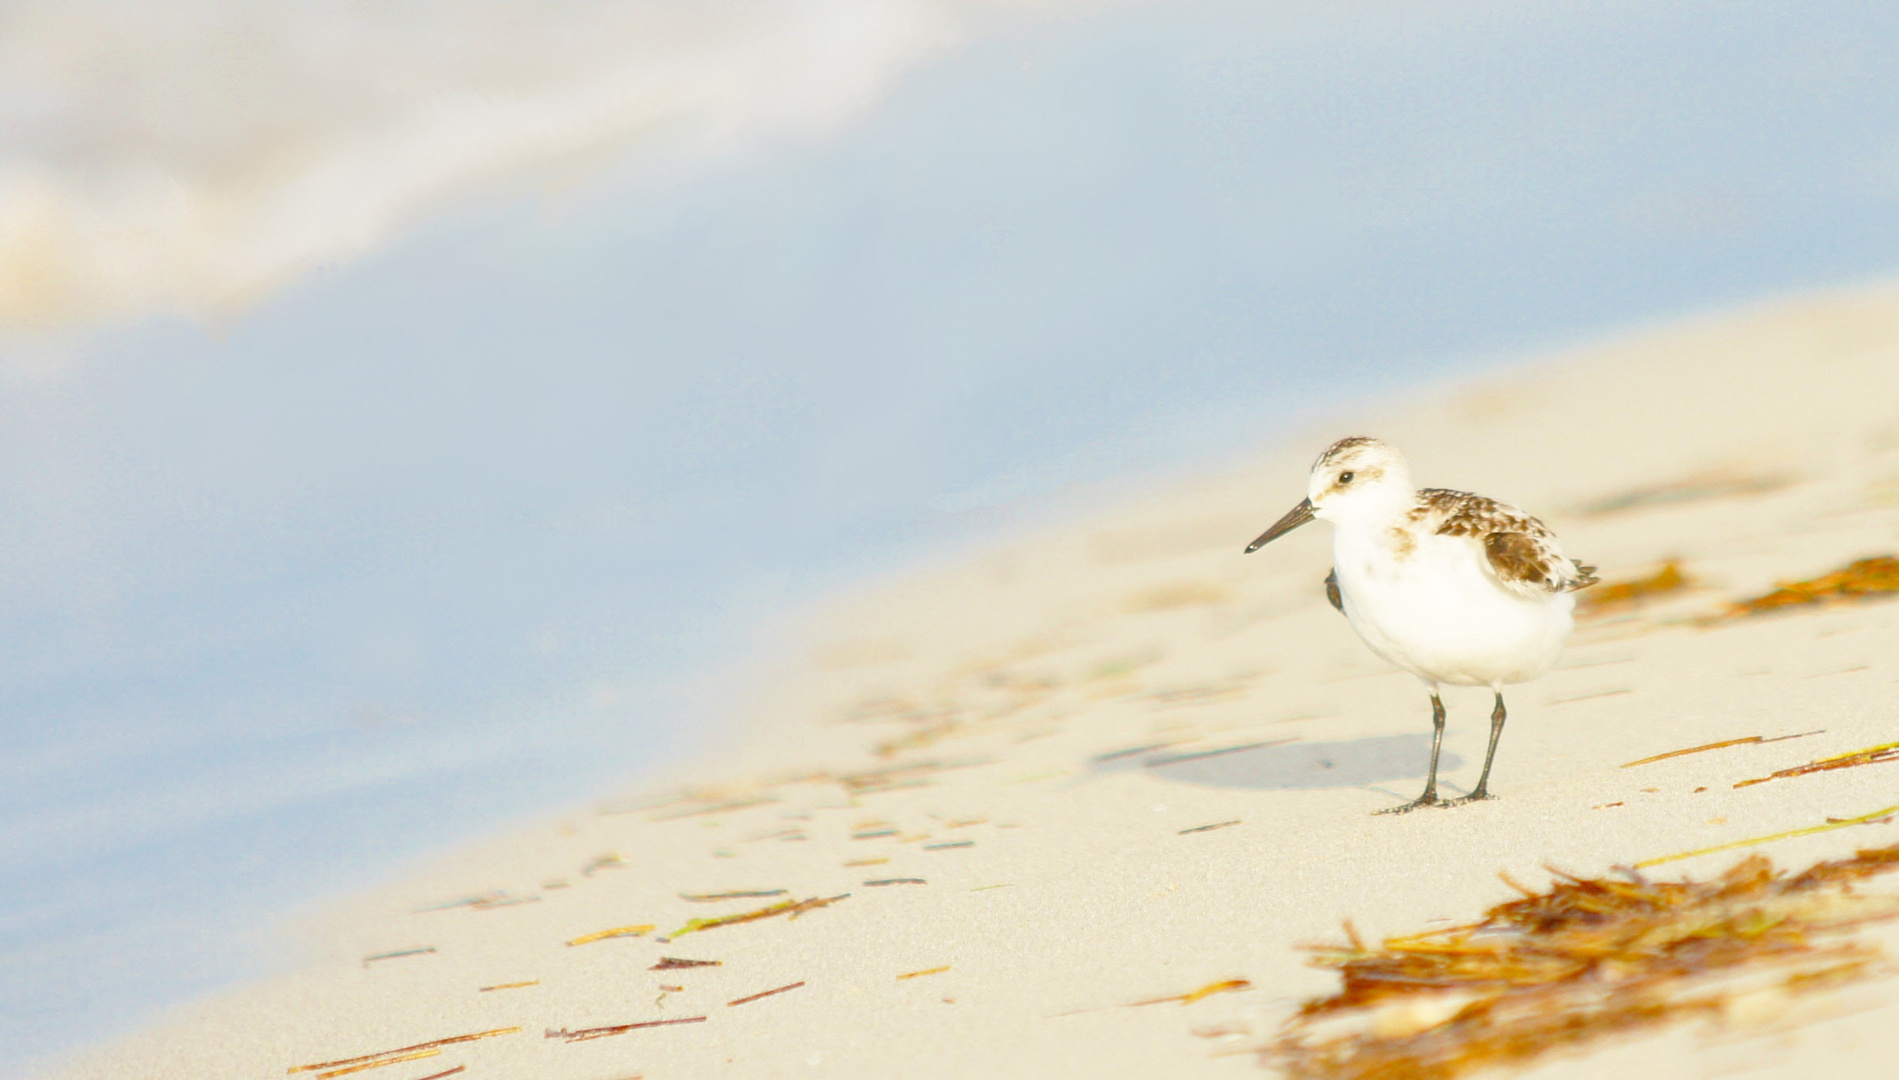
xmin=1093 ymin=733 xmax=1459 ymax=792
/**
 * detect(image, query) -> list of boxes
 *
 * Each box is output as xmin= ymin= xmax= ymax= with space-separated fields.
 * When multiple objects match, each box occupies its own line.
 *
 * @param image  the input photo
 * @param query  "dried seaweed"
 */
xmin=864 ymin=877 xmax=927 ymax=886
xmin=477 ymin=980 xmax=538 ymax=992
xmin=1718 ymin=555 xmax=1899 ymax=619
xmin=565 ymin=924 xmax=655 ymax=947
xmin=923 ymin=840 xmax=974 ymax=850
xmin=652 ymin=957 xmax=721 ymax=970
xmin=1734 ymin=741 xmax=1899 ymax=788
xmin=898 ymin=965 xmax=951 ymax=980
xmin=1265 ymin=846 xmax=1899 ymax=1080
xmin=1133 ymin=979 xmax=1251 ymax=1006
xmin=679 ymin=890 xmax=787 ymax=902
xmin=727 ymin=981 xmax=806 ymax=1007
xmin=1622 ymin=730 xmax=1822 ymax=768
xmin=311 ymin=1049 xmax=438 ymax=1078
xmin=1638 ymin=803 xmax=1899 ymax=869
xmin=287 ymin=1028 xmax=519 ymax=1075
xmin=546 ymin=1017 xmax=706 ymax=1043
xmin=413 ymin=1068 xmax=465 ymax=1080
xmin=664 ymin=894 xmax=849 ymax=939
xmin=1577 ymin=561 xmax=1690 ymax=614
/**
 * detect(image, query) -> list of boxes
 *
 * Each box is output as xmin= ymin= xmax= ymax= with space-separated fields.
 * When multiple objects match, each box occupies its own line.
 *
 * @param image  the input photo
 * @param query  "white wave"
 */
xmin=0 ymin=0 xmax=1065 ymax=332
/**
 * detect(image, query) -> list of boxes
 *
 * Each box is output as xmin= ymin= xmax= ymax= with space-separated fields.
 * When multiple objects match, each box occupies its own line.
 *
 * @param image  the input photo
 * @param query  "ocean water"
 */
xmin=6 ymin=0 xmax=1899 ymax=1072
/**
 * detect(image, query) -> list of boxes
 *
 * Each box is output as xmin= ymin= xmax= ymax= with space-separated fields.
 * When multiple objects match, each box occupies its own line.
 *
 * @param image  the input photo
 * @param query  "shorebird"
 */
xmin=1244 ymin=437 xmax=1597 ymax=813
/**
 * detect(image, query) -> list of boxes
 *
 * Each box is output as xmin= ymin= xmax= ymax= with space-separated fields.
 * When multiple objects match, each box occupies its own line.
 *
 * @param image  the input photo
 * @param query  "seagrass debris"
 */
xmin=679 ymin=889 xmax=786 ymax=902
xmin=1637 ymin=803 xmax=1899 ymax=869
xmin=1577 ymin=561 xmax=1689 ymax=614
xmin=665 ymin=894 xmax=849 ymax=939
xmin=360 ymin=947 xmax=433 ymax=967
xmin=1132 ymin=979 xmax=1251 ymax=1006
xmin=546 ymin=1017 xmax=706 ymax=1043
xmin=1717 ymin=555 xmax=1899 ymax=619
xmin=1621 ymin=730 xmax=1822 ymax=768
xmin=728 ymin=981 xmax=806 ymax=1007
xmin=566 ymin=924 xmax=654 ymax=946
xmin=309 ymin=1050 xmax=438 ymax=1078
xmin=287 ymin=1028 xmax=519 ymax=1076
xmin=1734 ymin=740 xmax=1899 ymax=788
xmin=1265 ymin=846 xmax=1899 ymax=1080
xmin=1179 ymin=820 xmax=1242 ymax=835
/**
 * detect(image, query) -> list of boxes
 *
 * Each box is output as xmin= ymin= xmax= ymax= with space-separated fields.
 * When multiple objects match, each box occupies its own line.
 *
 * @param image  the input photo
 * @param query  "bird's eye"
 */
xmin=1339 ymin=471 xmax=1355 ymax=484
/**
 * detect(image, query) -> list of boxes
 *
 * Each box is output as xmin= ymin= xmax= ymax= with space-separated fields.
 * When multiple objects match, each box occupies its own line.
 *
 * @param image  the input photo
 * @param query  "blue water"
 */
xmin=8 ymin=0 xmax=1899 ymax=1071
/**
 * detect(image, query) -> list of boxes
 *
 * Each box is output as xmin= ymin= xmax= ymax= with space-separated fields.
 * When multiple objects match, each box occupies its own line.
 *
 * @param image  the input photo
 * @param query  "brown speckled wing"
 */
xmin=1324 ymin=568 xmax=1344 ymax=614
xmin=1413 ymin=489 xmax=1596 ymax=597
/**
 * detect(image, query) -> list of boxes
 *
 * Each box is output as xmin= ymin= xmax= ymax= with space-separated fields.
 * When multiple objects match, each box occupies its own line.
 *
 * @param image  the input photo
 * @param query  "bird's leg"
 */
xmin=1375 ymin=690 xmax=1445 ymax=814
xmin=1441 ymin=691 xmax=1506 ymax=807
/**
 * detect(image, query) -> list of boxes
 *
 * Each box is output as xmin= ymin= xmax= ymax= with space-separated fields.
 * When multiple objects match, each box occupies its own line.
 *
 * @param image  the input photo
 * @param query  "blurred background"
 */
xmin=5 ymin=0 xmax=1899 ymax=1071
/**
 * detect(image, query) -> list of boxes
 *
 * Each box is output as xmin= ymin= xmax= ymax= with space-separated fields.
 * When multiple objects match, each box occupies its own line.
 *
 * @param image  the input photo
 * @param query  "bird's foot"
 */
xmin=1374 ymin=792 xmax=1441 ymax=815
xmin=1436 ymin=790 xmax=1497 ymax=808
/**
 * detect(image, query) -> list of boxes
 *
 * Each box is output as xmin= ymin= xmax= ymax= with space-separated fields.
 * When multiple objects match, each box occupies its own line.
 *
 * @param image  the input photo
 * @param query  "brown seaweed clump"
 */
xmin=1576 ymin=560 xmax=1689 ymax=615
xmin=1721 ymin=555 xmax=1899 ymax=619
xmin=1264 ymin=846 xmax=1899 ymax=1080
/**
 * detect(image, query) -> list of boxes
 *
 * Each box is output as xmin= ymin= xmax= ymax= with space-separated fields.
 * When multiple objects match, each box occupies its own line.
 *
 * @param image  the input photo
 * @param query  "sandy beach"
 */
xmin=47 ymin=284 xmax=1899 ymax=1078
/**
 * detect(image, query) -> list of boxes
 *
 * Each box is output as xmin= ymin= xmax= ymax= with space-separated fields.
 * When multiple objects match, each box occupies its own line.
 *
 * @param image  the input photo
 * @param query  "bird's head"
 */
xmin=1245 ymin=437 xmax=1412 ymax=552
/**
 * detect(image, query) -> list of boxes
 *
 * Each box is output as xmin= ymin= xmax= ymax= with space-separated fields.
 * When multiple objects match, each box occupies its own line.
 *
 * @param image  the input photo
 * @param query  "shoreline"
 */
xmin=45 ymin=282 xmax=1899 ymax=1079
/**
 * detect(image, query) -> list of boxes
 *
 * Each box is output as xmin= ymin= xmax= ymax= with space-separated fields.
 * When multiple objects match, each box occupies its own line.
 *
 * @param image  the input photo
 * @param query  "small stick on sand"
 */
xmin=1178 ymin=820 xmax=1241 ymax=835
xmin=727 ymin=981 xmax=806 ymax=1007
xmin=652 ymin=957 xmax=721 ymax=970
xmin=1733 ymin=740 xmax=1899 ymax=788
xmin=1635 ymin=802 xmax=1899 ymax=868
xmin=664 ymin=894 xmax=849 ymax=939
xmin=288 ymin=1027 xmax=520 ymax=1075
xmin=566 ymin=924 xmax=656 ymax=946
xmin=546 ymin=1017 xmax=707 ymax=1042
xmin=679 ymin=890 xmax=787 ymax=902
xmin=1130 ymin=979 xmax=1251 ymax=1006
xmin=1621 ymin=730 xmax=1823 ymax=767
xmin=360 ymin=947 xmax=435 ymax=968
xmin=898 ymin=965 xmax=950 ymax=980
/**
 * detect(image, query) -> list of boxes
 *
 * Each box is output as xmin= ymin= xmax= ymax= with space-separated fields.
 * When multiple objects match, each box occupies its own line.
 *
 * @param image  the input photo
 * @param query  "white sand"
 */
xmin=48 ymin=284 xmax=1899 ymax=1079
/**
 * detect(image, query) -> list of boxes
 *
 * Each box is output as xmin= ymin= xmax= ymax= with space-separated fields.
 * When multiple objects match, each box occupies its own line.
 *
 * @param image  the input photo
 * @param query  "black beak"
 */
xmin=1244 ymin=498 xmax=1314 ymax=553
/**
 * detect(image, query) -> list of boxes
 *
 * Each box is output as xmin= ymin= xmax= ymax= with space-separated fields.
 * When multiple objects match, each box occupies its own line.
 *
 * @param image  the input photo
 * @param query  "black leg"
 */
xmin=1376 ymin=690 xmax=1446 ymax=815
xmin=1442 ymin=691 xmax=1506 ymax=807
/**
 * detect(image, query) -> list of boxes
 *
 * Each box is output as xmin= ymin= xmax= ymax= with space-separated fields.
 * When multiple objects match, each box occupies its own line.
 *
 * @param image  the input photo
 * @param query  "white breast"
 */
xmin=1332 ymin=527 xmax=1574 ymax=687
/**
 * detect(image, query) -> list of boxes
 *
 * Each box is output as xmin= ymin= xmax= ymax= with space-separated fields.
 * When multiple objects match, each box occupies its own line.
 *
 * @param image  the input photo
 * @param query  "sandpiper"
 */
xmin=1245 ymin=437 xmax=1597 ymax=813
